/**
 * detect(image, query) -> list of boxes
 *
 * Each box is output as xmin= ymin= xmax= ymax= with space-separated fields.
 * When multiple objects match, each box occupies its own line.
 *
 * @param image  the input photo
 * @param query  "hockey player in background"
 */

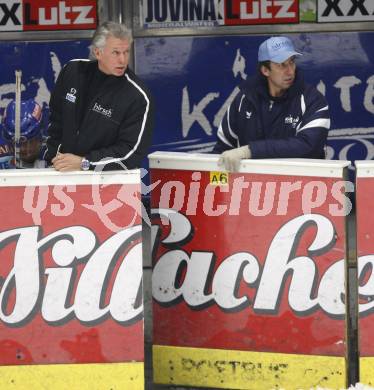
xmin=0 ymin=99 xmax=46 ymax=168
xmin=0 ymin=130 xmax=14 ymax=169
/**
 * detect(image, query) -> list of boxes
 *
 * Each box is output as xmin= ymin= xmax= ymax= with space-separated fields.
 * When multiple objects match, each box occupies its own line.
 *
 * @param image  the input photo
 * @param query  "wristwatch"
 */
xmin=81 ymin=158 xmax=90 ymax=171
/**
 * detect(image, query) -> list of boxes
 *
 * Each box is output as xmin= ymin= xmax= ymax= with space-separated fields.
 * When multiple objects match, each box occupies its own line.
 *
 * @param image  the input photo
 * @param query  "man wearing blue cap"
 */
xmin=214 ymin=36 xmax=330 ymax=171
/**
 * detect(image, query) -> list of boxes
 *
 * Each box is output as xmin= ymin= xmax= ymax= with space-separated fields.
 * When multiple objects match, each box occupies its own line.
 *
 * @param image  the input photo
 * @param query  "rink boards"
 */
xmin=150 ymin=152 xmax=350 ymax=389
xmin=356 ymin=161 xmax=374 ymax=387
xmin=0 ymin=169 xmax=144 ymax=389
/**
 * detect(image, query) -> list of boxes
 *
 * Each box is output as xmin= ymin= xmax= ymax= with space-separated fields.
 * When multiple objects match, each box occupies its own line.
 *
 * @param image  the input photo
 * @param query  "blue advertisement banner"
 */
xmin=0 ymin=40 xmax=90 ymax=167
xmin=0 ymin=40 xmax=90 ymax=135
xmin=135 ymin=32 xmax=374 ymax=166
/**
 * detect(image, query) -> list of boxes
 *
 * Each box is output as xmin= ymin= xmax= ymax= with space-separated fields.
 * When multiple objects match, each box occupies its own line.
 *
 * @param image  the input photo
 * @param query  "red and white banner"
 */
xmin=0 ymin=0 xmax=97 ymax=32
xmin=150 ymin=152 xmax=350 ymax=389
xmin=224 ymin=0 xmax=299 ymax=25
xmin=0 ymin=169 xmax=143 ymax=366
xmin=356 ymin=161 xmax=374 ymax=386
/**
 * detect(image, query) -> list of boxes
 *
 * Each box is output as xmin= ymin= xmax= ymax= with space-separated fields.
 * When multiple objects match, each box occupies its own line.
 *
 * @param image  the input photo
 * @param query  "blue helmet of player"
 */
xmin=2 ymin=99 xmax=43 ymax=163
xmin=2 ymin=99 xmax=43 ymax=142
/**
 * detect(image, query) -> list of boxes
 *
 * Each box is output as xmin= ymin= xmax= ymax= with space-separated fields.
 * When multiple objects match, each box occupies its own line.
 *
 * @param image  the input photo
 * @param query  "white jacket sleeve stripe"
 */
xmin=238 ymin=94 xmax=245 ymax=112
xmin=301 ymin=94 xmax=306 ymax=115
xmin=227 ymin=104 xmax=239 ymax=141
xmin=91 ymin=73 xmax=150 ymax=166
xmin=297 ymin=118 xmax=331 ymax=133
xmin=217 ymin=123 xmax=235 ymax=147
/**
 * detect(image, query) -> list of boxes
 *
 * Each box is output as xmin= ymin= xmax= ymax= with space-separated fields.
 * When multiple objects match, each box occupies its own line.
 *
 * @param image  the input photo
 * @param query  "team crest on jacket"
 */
xmin=65 ymin=88 xmax=77 ymax=103
xmin=285 ymin=115 xmax=299 ymax=128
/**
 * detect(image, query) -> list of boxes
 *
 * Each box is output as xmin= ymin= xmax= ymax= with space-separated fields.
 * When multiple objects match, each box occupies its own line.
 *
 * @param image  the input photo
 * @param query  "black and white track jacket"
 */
xmin=45 ymin=60 xmax=154 ymax=170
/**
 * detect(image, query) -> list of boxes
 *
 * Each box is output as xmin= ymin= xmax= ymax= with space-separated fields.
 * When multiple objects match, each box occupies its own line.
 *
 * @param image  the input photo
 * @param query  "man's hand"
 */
xmin=218 ymin=145 xmax=251 ymax=172
xmin=52 ymin=153 xmax=83 ymax=172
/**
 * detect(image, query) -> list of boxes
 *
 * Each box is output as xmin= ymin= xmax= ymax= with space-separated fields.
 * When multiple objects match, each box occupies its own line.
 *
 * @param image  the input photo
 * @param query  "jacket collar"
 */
xmin=80 ymin=60 xmax=132 ymax=81
xmin=240 ymin=69 xmax=304 ymax=102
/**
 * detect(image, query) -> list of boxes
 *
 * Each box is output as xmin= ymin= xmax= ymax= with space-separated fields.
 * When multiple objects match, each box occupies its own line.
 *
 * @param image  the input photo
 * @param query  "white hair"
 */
xmin=89 ymin=21 xmax=133 ymax=60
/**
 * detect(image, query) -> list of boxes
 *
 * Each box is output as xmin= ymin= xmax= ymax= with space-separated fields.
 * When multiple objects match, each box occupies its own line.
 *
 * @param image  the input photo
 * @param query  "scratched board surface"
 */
xmin=356 ymin=175 xmax=374 ymax=357
xmin=150 ymin=165 xmax=348 ymax=388
xmin=135 ymin=32 xmax=374 ymax=164
xmin=356 ymin=169 xmax=374 ymax=386
xmin=151 ymin=169 xmax=347 ymax=355
xmin=0 ymin=182 xmax=144 ymax=365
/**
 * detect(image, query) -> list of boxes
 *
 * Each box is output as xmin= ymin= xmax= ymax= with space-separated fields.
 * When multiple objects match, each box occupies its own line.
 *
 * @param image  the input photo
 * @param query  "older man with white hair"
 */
xmin=45 ymin=21 xmax=154 ymax=171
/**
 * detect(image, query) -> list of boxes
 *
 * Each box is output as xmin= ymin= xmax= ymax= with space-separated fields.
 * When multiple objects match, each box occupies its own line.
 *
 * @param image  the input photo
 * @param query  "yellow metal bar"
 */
xmin=153 ymin=345 xmax=346 ymax=389
xmin=0 ymin=362 xmax=143 ymax=390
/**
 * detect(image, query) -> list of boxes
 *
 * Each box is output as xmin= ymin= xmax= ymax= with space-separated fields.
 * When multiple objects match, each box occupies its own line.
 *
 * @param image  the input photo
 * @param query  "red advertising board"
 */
xmin=0 ymin=169 xmax=143 ymax=388
xmin=224 ymin=0 xmax=299 ymax=25
xmin=150 ymin=152 xmax=349 ymax=389
xmin=356 ymin=161 xmax=374 ymax=386
xmin=0 ymin=0 xmax=97 ymax=32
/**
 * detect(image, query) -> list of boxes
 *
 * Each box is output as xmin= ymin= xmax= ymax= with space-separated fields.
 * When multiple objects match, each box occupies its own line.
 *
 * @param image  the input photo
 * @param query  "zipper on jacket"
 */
xmin=269 ymin=100 xmax=274 ymax=111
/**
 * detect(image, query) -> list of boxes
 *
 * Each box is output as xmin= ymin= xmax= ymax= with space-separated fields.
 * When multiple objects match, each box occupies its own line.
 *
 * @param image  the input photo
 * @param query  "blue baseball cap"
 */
xmin=258 ymin=36 xmax=302 ymax=63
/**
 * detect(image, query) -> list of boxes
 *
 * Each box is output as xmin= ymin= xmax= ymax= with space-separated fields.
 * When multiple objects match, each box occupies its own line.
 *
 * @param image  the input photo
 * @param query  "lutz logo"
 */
xmin=0 ymin=0 xmax=97 ymax=31
xmin=92 ymin=102 xmax=113 ymax=118
xmin=0 ymin=225 xmax=143 ymax=326
xmin=225 ymin=0 xmax=298 ymax=25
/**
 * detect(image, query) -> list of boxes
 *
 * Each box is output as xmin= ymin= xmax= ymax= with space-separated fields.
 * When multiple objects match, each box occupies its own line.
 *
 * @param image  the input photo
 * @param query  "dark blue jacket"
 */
xmin=213 ymin=71 xmax=330 ymax=159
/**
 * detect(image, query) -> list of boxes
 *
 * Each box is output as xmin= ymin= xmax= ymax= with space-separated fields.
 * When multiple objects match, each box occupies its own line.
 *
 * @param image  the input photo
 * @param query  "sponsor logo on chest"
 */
xmin=285 ymin=114 xmax=299 ymax=128
xmin=92 ymin=102 xmax=113 ymax=118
